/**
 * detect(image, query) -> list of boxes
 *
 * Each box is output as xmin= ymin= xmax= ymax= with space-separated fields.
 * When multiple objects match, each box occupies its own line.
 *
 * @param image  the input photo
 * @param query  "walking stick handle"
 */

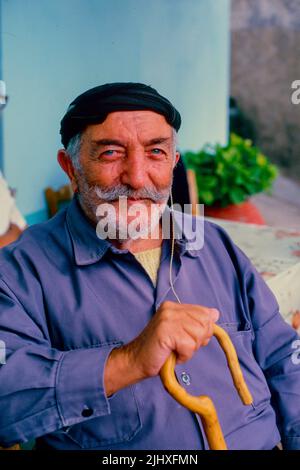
xmin=160 ymin=324 xmax=253 ymax=450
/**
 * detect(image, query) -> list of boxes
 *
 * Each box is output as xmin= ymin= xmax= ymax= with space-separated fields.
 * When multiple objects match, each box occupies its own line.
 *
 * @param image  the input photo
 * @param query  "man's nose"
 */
xmin=120 ymin=151 xmax=147 ymax=189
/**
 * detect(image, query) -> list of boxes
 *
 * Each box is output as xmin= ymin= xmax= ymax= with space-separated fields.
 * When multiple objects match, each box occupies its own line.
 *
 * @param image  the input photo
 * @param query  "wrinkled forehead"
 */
xmin=82 ymin=110 xmax=175 ymax=143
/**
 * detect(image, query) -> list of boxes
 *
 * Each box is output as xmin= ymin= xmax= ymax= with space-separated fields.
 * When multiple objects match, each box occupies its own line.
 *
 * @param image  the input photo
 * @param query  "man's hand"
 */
xmin=104 ymin=301 xmax=219 ymax=396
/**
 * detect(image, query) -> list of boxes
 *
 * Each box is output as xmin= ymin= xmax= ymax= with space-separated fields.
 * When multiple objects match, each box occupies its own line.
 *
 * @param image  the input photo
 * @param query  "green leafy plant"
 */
xmin=182 ymin=133 xmax=278 ymax=207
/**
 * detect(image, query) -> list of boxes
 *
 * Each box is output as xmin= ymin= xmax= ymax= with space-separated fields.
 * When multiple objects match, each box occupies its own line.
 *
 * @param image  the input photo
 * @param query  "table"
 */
xmin=207 ymin=218 xmax=300 ymax=334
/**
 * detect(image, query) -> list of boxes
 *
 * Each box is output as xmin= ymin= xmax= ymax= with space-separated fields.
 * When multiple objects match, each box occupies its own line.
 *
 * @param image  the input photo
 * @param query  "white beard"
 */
xmin=96 ymin=198 xmax=168 ymax=241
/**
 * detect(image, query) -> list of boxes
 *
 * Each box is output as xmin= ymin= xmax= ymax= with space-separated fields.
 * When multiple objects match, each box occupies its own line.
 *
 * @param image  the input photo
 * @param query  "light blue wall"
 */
xmin=0 ymin=0 xmax=230 ymax=222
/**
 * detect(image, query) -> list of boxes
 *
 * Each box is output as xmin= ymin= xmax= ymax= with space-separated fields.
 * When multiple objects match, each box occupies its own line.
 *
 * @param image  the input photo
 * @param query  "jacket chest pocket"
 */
xmin=182 ymin=321 xmax=273 ymax=441
xmin=207 ymin=322 xmax=273 ymax=442
xmin=218 ymin=322 xmax=271 ymax=409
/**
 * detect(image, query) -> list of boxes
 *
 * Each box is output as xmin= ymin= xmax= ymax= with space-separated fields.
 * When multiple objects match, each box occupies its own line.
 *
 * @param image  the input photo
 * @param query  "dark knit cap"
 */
xmin=60 ymin=82 xmax=181 ymax=148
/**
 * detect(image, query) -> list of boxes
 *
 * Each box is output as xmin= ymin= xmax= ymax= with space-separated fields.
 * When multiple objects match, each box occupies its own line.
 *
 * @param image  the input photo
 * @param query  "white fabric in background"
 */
xmin=0 ymin=172 xmax=26 ymax=236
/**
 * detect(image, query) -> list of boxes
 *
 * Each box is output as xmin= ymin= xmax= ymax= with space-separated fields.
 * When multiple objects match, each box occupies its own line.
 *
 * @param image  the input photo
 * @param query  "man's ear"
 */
xmin=57 ymin=149 xmax=78 ymax=193
xmin=174 ymin=151 xmax=180 ymax=168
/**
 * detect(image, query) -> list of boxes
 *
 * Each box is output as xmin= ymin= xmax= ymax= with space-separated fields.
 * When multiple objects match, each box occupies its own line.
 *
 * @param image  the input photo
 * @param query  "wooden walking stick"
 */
xmin=160 ymin=324 xmax=253 ymax=450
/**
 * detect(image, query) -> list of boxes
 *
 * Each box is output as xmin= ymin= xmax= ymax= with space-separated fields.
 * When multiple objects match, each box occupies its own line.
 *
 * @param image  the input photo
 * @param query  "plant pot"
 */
xmin=204 ymin=200 xmax=266 ymax=225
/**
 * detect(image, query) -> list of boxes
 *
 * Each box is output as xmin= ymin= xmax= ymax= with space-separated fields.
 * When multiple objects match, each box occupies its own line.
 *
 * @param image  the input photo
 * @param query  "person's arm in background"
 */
xmin=0 ymin=224 xmax=23 ymax=248
xmin=0 ymin=172 xmax=27 ymax=248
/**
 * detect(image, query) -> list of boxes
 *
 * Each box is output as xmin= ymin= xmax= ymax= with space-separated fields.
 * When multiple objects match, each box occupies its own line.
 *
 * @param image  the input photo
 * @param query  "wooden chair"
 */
xmin=171 ymin=157 xmax=199 ymax=216
xmin=0 ymin=443 xmax=20 ymax=451
xmin=44 ymin=184 xmax=73 ymax=218
xmin=186 ymin=169 xmax=199 ymax=216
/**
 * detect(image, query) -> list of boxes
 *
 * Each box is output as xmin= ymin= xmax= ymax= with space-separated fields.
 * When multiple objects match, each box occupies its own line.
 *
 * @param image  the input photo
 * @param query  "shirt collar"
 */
xmin=66 ymin=197 xmax=202 ymax=266
xmin=66 ymin=196 xmax=111 ymax=266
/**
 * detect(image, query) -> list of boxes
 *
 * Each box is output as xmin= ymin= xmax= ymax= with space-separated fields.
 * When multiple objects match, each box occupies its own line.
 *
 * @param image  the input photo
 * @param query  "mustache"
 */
xmin=93 ymin=184 xmax=171 ymax=203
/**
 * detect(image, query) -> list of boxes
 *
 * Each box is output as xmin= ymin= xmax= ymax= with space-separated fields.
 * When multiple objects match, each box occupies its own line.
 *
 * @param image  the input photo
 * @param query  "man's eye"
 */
xmin=151 ymin=148 xmax=163 ymax=155
xmin=99 ymin=149 xmax=122 ymax=158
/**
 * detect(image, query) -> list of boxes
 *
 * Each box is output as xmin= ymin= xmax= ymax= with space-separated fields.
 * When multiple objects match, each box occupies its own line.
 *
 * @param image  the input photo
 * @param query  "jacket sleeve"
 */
xmin=236 ymin=245 xmax=300 ymax=450
xmin=0 ymin=277 xmax=117 ymax=447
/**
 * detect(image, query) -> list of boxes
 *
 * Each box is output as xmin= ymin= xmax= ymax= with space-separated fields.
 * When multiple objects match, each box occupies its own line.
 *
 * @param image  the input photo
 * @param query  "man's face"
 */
xmin=70 ymin=110 xmax=179 ymax=239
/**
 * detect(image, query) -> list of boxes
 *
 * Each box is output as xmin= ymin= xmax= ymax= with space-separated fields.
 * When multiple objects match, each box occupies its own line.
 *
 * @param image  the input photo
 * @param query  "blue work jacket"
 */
xmin=0 ymin=197 xmax=299 ymax=449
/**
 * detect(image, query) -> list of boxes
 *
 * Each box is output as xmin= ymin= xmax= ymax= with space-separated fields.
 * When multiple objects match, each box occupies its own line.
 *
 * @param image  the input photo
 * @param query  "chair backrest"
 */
xmin=171 ymin=157 xmax=199 ymax=216
xmin=186 ymin=169 xmax=199 ymax=216
xmin=44 ymin=184 xmax=73 ymax=218
xmin=0 ymin=443 xmax=21 ymax=450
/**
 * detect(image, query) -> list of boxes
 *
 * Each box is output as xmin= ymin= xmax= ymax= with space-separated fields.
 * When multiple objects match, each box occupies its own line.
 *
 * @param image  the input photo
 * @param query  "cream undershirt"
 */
xmin=133 ymin=247 xmax=162 ymax=287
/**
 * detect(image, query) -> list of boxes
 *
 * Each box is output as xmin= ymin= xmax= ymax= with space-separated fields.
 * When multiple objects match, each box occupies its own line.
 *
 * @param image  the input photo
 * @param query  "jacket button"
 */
xmin=81 ymin=408 xmax=94 ymax=418
xmin=181 ymin=372 xmax=191 ymax=386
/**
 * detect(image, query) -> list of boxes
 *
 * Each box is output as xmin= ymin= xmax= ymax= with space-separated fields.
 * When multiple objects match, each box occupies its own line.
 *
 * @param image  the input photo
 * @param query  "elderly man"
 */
xmin=0 ymin=83 xmax=299 ymax=450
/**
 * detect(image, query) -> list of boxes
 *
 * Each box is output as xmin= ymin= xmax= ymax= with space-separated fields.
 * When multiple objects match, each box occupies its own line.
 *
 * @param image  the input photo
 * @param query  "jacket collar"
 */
xmin=66 ymin=196 xmax=111 ymax=266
